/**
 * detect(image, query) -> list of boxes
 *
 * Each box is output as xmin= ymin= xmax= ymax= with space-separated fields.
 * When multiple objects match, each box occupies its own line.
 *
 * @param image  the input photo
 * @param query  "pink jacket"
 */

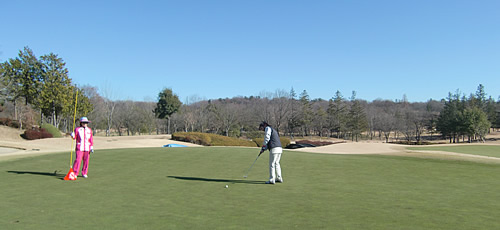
xmin=73 ymin=126 xmax=94 ymax=152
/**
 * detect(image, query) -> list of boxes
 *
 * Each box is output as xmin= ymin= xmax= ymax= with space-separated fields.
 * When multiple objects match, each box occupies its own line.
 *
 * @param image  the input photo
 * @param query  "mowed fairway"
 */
xmin=2 ymin=146 xmax=500 ymax=229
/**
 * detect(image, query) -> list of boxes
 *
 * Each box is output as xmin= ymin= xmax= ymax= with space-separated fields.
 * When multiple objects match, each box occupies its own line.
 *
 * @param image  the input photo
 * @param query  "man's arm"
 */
xmin=260 ymin=127 xmax=272 ymax=154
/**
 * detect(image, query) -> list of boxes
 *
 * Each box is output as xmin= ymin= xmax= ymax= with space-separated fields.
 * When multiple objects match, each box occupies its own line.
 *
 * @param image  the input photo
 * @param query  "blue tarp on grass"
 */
xmin=163 ymin=144 xmax=188 ymax=147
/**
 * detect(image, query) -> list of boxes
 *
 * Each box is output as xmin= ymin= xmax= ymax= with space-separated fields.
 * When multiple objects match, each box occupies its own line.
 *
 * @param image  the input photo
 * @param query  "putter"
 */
xmin=243 ymin=153 xmax=261 ymax=178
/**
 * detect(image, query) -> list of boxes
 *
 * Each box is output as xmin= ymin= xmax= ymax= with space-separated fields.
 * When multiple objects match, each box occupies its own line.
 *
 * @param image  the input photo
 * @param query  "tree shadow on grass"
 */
xmin=168 ymin=176 xmax=264 ymax=185
xmin=7 ymin=170 xmax=65 ymax=180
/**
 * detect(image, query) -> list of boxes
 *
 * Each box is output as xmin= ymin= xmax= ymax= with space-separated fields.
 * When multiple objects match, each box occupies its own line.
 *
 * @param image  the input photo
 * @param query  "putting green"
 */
xmin=1 ymin=147 xmax=500 ymax=229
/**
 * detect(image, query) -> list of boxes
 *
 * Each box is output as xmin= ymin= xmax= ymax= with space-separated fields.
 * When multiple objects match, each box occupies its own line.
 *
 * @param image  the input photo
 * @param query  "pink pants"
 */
xmin=72 ymin=150 xmax=90 ymax=176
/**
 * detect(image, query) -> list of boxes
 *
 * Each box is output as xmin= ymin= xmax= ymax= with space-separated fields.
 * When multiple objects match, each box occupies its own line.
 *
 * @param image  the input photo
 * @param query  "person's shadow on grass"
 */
xmin=168 ymin=176 xmax=264 ymax=184
xmin=7 ymin=170 xmax=65 ymax=179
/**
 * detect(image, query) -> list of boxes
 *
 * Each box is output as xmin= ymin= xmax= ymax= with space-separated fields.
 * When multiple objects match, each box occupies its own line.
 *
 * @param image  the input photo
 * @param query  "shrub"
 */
xmin=390 ymin=141 xmax=436 ymax=145
xmin=0 ymin=118 xmax=20 ymax=129
xmin=228 ymin=125 xmax=241 ymax=137
xmin=40 ymin=123 xmax=62 ymax=138
xmin=172 ymin=132 xmax=257 ymax=147
xmin=296 ymin=140 xmax=334 ymax=147
xmin=244 ymin=131 xmax=262 ymax=140
xmin=253 ymin=137 xmax=291 ymax=148
xmin=0 ymin=118 xmax=9 ymax=126
xmin=23 ymin=128 xmax=53 ymax=140
xmin=172 ymin=132 xmax=211 ymax=146
xmin=10 ymin=120 xmax=20 ymax=129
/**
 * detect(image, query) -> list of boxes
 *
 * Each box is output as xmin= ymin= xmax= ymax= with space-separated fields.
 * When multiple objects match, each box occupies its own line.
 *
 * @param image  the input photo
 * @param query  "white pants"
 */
xmin=269 ymin=147 xmax=283 ymax=182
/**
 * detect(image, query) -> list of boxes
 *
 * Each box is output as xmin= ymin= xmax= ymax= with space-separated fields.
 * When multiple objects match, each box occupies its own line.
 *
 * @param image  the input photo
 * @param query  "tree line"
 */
xmin=165 ymin=87 xmax=498 ymax=143
xmin=0 ymin=47 xmax=92 ymax=132
xmin=2 ymin=48 xmax=499 ymax=142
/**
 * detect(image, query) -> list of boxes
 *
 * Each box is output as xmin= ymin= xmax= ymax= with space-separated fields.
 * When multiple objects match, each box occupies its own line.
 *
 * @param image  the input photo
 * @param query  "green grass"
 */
xmin=2 ymin=147 xmax=500 ymax=229
xmin=408 ymin=145 xmax=500 ymax=158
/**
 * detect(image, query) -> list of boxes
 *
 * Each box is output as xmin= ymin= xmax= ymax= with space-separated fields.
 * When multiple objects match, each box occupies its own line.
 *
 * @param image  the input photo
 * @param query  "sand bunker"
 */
xmin=287 ymin=142 xmax=406 ymax=154
xmin=0 ymin=132 xmax=199 ymax=160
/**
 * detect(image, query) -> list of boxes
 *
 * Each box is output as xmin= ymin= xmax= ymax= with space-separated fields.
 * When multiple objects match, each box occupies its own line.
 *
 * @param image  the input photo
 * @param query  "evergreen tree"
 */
xmin=0 ymin=47 xmax=42 ymax=123
xmin=347 ymin=91 xmax=368 ymax=142
xmin=154 ymin=88 xmax=182 ymax=134
xmin=37 ymin=53 xmax=74 ymax=128
xmin=437 ymin=92 xmax=462 ymax=143
xmin=17 ymin=47 xmax=43 ymax=106
xmin=299 ymin=90 xmax=313 ymax=136
xmin=463 ymin=107 xmax=491 ymax=142
xmin=475 ymin=84 xmax=487 ymax=109
xmin=327 ymin=90 xmax=347 ymax=138
xmin=287 ymin=87 xmax=300 ymax=137
xmin=485 ymin=97 xmax=497 ymax=129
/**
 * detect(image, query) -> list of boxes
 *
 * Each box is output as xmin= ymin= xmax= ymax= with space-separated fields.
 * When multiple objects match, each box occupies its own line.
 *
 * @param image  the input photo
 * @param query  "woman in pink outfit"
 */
xmin=71 ymin=117 xmax=94 ymax=178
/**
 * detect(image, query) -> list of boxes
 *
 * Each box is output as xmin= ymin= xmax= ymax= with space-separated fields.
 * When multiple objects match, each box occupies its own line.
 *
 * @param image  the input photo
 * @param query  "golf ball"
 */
xmin=225 ymin=185 xmax=228 ymax=188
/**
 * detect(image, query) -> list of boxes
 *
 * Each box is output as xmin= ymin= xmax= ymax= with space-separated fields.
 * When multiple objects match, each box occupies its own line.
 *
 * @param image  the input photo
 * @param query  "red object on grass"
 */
xmin=63 ymin=168 xmax=77 ymax=180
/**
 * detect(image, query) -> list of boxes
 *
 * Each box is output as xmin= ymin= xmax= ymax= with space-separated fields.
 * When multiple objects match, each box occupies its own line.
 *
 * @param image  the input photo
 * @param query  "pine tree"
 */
xmin=347 ymin=91 xmax=368 ymax=142
xmin=327 ymin=90 xmax=347 ymax=138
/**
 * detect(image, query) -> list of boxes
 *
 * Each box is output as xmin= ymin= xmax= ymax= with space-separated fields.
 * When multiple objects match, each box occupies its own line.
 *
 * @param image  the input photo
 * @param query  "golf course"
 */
xmin=2 ymin=1 xmax=500 ymax=229
xmin=1 ymin=135 xmax=500 ymax=229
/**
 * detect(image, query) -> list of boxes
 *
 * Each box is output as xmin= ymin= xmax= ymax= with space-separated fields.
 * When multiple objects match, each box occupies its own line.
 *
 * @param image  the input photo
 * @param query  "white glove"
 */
xmin=90 ymin=146 xmax=94 ymax=154
xmin=71 ymin=132 xmax=75 ymax=139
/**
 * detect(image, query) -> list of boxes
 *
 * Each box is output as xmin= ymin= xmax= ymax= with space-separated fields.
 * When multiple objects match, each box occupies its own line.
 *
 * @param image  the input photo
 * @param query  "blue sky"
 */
xmin=1 ymin=0 xmax=499 ymax=103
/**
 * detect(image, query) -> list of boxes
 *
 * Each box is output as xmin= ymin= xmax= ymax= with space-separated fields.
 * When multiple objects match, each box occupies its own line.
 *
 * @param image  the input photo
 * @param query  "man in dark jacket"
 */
xmin=259 ymin=121 xmax=283 ymax=184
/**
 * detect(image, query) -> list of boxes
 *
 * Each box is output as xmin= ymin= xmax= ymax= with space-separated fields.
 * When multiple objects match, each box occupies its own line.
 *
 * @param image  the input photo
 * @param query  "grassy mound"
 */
xmin=296 ymin=139 xmax=335 ymax=146
xmin=40 ymin=123 xmax=62 ymax=138
xmin=172 ymin=132 xmax=257 ymax=147
xmin=253 ymin=137 xmax=291 ymax=148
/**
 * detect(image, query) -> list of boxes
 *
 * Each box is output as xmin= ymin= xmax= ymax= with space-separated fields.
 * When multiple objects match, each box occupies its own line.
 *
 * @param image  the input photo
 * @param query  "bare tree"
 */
xmin=270 ymin=89 xmax=291 ymax=133
xmin=136 ymin=101 xmax=156 ymax=135
xmin=380 ymin=111 xmax=396 ymax=142
xmin=212 ymin=101 xmax=241 ymax=136
xmin=194 ymin=101 xmax=209 ymax=132
xmin=103 ymin=98 xmax=116 ymax=136
xmin=99 ymin=82 xmax=117 ymax=136
xmin=369 ymin=100 xmax=397 ymax=142
xmin=113 ymin=100 xmax=136 ymax=136
xmin=312 ymin=103 xmax=328 ymax=137
xmin=257 ymin=97 xmax=272 ymax=125
xmin=178 ymin=105 xmax=196 ymax=132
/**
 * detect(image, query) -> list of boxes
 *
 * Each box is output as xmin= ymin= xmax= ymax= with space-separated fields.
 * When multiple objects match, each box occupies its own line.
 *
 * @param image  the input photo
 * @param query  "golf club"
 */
xmin=243 ymin=153 xmax=261 ymax=178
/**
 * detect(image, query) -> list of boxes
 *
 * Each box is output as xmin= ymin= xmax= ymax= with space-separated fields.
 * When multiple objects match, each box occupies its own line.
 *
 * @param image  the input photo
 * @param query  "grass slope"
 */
xmin=1 ymin=147 xmax=500 ymax=229
xmin=409 ymin=145 xmax=500 ymax=158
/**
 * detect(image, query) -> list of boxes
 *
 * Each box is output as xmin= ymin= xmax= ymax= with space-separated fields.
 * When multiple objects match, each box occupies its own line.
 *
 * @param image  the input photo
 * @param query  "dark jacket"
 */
xmin=265 ymin=126 xmax=282 ymax=150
